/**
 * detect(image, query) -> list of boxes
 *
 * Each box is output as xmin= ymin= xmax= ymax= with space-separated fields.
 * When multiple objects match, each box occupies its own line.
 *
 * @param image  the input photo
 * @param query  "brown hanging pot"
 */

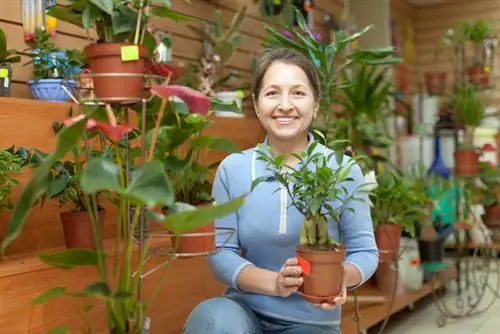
xmin=84 ymin=42 xmax=148 ymax=103
xmin=60 ymin=210 xmax=105 ymax=249
xmin=296 ymin=246 xmax=345 ymax=304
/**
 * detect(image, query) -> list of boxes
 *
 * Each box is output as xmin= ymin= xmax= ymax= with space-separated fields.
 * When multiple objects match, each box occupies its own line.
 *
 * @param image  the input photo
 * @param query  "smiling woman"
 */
xmin=183 ymin=48 xmax=378 ymax=334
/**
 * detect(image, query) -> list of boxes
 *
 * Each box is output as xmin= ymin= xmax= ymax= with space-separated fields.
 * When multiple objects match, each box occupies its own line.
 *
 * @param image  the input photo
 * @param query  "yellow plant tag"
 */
xmin=120 ymin=45 xmax=140 ymax=62
xmin=235 ymin=90 xmax=244 ymax=98
xmin=0 ymin=68 xmax=9 ymax=78
xmin=484 ymin=65 xmax=491 ymax=73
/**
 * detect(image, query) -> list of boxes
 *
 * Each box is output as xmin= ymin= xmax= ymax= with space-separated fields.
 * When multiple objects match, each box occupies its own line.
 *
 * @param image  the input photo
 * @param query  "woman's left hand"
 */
xmin=315 ymin=286 xmax=347 ymax=310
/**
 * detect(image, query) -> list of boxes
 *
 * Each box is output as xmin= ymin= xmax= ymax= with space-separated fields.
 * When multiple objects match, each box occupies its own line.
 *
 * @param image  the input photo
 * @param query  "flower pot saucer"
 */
xmin=298 ymin=290 xmax=337 ymax=305
xmin=421 ymin=262 xmax=447 ymax=272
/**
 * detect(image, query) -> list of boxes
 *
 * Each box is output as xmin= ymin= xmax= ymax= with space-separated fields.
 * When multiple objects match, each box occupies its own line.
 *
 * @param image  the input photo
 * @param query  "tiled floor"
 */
xmin=368 ymin=261 xmax=500 ymax=334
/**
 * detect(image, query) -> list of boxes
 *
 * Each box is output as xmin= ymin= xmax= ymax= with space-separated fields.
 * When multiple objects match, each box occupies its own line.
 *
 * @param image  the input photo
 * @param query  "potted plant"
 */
xmin=462 ymin=20 xmax=492 ymax=89
xmin=24 ymin=28 xmax=84 ymax=102
xmin=251 ymin=135 xmax=370 ymax=304
xmin=187 ymin=6 xmax=247 ymax=117
xmin=1 ymin=79 xmax=245 ymax=332
xmin=47 ymin=0 xmax=199 ymax=102
xmin=424 ymin=28 xmax=454 ymax=96
xmin=0 ymin=146 xmax=30 ymax=219
xmin=0 ymin=27 xmax=21 ymax=97
xmin=369 ymin=171 xmax=427 ymax=263
xmin=452 ymin=84 xmax=485 ymax=177
xmin=477 ymin=161 xmax=500 ymax=228
xmin=152 ymin=107 xmax=240 ymax=254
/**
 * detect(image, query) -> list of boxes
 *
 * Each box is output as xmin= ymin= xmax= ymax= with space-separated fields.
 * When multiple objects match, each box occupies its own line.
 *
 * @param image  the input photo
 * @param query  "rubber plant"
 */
xmin=251 ymin=132 xmax=371 ymax=304
xmin=47 ymin=0 xmax=201 ymax=101
xmin=0 ymin=81 xmax=245 ymax=333
xmin=0 ymin=27 xmax=21 ymax=97
xmin=369 ymin=171 xmax=428 ymax=262
xmin=452 ymin=83 xmax=485 ymax=177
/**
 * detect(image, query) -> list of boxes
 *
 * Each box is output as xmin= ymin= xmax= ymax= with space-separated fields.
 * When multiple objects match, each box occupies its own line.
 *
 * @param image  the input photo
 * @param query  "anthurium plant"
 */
xmin=1 ymin=82 xmax=245 ymax=333
xmin=251 ymin=134 xmax=370 ymax=250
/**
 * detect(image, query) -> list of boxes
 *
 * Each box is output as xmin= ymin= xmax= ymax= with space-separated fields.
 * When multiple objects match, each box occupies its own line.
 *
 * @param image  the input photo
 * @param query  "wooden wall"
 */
xmin=413 ymin=0 xmax=500 ymax=108
xmin=0 ymin=0 xmax=345 ymax=113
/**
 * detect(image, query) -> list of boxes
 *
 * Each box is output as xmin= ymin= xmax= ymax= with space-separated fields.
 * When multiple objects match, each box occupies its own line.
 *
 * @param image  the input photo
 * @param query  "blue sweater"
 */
xmin=208 ymin=138 xmax=378 ymax=326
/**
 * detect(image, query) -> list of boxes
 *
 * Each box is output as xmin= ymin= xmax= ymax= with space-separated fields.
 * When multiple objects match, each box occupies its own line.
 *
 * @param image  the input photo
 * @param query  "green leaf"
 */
xmin=1 ymin=109 xmax=95 ymax=254
xmin=152 ymin=7 xmax=202 ymax=22
xmin=38 ymin=249 xmax=99 ymax=270
xmin=190 ymin=136 xmax=239 ymax=152
xmin=88 ymin=0 xmax=114 ymax=15
xmin=84 ymin=281 xmax=111 ymax=298
xmin=126 ymin=161 xmax=174 ymax=207
xmin=210 ymin=99 xmax=240 ymax=113
xmin=148 ymin=194 xmax=246 ymax=233
xmin=47 ymin=6 xmax=84 ymax=28
xmin=32 ymin=287 xmax=66 ymax=304
xmin=47 ymin=326 xmax=69 ymax=334
xmin=80 ymin=158 xmax=123 ymax=194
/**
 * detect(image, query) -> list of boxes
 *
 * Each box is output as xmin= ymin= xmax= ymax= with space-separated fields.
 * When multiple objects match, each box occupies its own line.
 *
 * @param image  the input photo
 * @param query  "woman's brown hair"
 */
xmin=250 ymin=47 xmax=321 ymax=102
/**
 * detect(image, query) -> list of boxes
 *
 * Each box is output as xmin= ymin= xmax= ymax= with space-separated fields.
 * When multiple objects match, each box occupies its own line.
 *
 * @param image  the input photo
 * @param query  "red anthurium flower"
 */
xmin=482 ymin=143 xmax=495 ymax=152
xmin=151 ymin=84 xmax=211 ymax=116
xmin=63 ymin=115 xmax=133 ymax=141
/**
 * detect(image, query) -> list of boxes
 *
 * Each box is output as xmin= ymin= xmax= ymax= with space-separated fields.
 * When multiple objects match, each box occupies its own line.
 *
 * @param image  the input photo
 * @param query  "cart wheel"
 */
xmin=437 ymin=315 xmax=447 ymax=328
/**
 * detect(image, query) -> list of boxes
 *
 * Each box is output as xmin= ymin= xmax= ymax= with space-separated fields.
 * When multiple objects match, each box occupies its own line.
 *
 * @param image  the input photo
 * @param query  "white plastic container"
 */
xmin=213 ymin=91 xmax=244 ymax=118
xmin=399 ymin=237 xmax=424 ymax=291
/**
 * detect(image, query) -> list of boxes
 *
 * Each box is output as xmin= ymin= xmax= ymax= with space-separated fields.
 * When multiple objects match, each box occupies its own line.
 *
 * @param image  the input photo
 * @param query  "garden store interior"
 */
xmin=1 ymin=0 xmax=500 ymax=333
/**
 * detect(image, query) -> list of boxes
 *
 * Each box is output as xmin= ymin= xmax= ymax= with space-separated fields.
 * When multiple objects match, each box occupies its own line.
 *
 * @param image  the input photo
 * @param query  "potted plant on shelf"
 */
xmin=251 ymin=134 xmax=370 ymax=304
xmin=424 ymin=28 xmax=454 ymax=96
xmin=0 ymin=27 xmax=21 ymax=97
xmin=152 ymin=107 xmax=240 ymax=255
xmin=0 ymin=146 xmax=30 ymax=220
xmin=452 ymin=84 xmax=485 ymax=177
xmin=47 ymin=0 xmax=200 ymax=102
xmin=477 ymin=161 xmax=500 ymax=228
xmin=187 ymin=5 xmax=247 ymax=117
xmin=462 ymin=20 xmax=492 ymax=89
xmin=24 ymin=28 xmax=84 ymax=102
xmin=369 ymin=171 xmax=427 ymax=263
xmin=1 ymin=80 xmax=245 ymax=333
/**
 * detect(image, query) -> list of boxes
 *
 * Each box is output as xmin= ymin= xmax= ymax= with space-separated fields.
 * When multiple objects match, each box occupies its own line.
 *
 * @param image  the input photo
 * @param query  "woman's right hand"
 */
xmin=275 ymin=257 xmax=303 ymax=297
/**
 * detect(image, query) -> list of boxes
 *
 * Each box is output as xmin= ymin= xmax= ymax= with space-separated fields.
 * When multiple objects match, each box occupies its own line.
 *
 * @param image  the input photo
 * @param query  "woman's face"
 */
xmin=254 ymin=62 xmax=317 ymax=141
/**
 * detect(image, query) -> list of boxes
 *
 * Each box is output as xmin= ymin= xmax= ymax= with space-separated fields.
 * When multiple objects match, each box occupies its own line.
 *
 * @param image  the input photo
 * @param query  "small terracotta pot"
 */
xmin=454 ymin=150 xmax=479 ymax=177
xmin=424 ymin=71 xmax=447 ymax=95
xmin=296 ymin=247 xmax=345 ymax=304
xmin=84 ymin=42 xmax=148 ymax=103
xmin=375 ymin=224 xmax=402 ymax=262
xmin=483 ymin=204 xmax=500 ymax=228
xmin=467 ymin=66 xmax=489 ymax=89
xmin=60 ymin=210 xmax=105 ymax=249
xmin=171 ymin=203 xmax=215 ymax=256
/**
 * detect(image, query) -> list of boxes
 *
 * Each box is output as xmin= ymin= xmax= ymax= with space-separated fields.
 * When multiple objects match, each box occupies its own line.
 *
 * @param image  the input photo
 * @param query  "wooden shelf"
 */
xmin=341 ymin=266 xmax=456 ymax=333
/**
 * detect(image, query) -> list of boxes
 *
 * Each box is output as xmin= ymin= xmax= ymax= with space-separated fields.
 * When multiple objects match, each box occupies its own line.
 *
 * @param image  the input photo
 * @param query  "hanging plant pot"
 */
xmin=0 ymin=63 xmax=13 ymax=97
xmin=454 ymin=150 xmax=479 ymax=177
xmin=60 ymin=210 xmax=105 ymax=249
xmin=467 ymin=65 xmax=489 ymax=90
xmin=424 ymin=71 xmax=447 ymax=96
xmin=296 ymin=246 xmax=345 ymax=304
xmin=28 ymin=78 xmax=76 ymax=102
xmin=170 ymin=203 xmax=215 ymax=256
xmin=418 ymin=238 xmax=444 ymax=265
xmin=375 ymin=224 xmax=402 ymax=262
xmin=84 ymin=42 xmax=148 ymax=103
xmin=483 ymin=204 xmax=500 ymax=228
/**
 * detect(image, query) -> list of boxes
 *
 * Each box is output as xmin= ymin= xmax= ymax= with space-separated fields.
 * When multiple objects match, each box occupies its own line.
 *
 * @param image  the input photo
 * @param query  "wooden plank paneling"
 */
xmin=413 ymin=0 xmax=500 ymax=108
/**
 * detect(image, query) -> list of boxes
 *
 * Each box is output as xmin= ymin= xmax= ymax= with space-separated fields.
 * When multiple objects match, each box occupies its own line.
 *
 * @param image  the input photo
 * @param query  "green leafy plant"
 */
xmin=47 ymin=0 xmax=200 ymax=45
xmin=24 ymin=28 xmax=85 ymax=80
xmin=1 ymin=82 xmax=245 ymax=333
xmin=452 ymin=83 xmax=485 ymax=150
xmin=370 ymin=171 xmax=429 ymax=236
xmin=0 ymin=28 xmax=21 ymax=64
xmin=477 ymin=161 xmax=500 ymax=206
xmin=251 ymin=134 xmax=369 ymax=249
xmin=0 ymin=147 xmax=31 ymax=214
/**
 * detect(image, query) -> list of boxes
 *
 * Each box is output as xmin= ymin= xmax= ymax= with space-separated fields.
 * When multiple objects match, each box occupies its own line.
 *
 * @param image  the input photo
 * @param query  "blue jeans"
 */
xmin=183 ymin=297 xmax=340 ymax=334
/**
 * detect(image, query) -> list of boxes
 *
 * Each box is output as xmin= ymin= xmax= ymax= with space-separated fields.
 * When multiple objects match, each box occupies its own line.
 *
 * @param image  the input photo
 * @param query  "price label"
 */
xmin=0 ymin=68 xmax=9 ymax=78
xmin=120 ymin=45 xmax=140 ymax=62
